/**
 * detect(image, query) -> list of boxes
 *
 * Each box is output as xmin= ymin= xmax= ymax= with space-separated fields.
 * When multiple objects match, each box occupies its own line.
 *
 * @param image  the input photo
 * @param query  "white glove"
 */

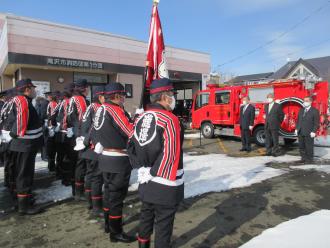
xmin=55 ymin=122 xmax=61 ymax=133
xmin=94 ymin=142 xmax=104 ymax=154
xmin=310 ymin=132 xmax=316 ymax=138
xmin=294 ymin=130 xmax=298 ymax=136
xmin=74 ymin=136 xmax=86 ymax=151
xmin=48 ymin=127 xmax=55 ymax=137
xmin=44 ymin=119 xmax=48 ymax=127
xmin=66 ymin=128 xmax=74 ymax=138
xmin=249 ymin=126 xmax=253 ymax=131
xmin=1 ymin=130 xmax=12 ymax=143
xmin=135 ymin=108 xmax=144 ymax=115
xmin=137 ymin=167 xmax=153 ymax=184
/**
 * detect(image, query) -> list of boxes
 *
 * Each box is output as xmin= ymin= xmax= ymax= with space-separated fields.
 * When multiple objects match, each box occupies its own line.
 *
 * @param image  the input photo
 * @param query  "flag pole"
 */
xmin=140 ymin=0 xmax=160 ymax=109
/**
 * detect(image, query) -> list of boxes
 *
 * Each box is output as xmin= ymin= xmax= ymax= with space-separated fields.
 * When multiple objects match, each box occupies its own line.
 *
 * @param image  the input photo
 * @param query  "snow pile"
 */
xmin=129 ymin=153 xmax=299 ymax=198
xmin=184 ymin=132 xmax=201 ymax=139
xmin=315 ymin=135 xmax=330 ymax=147
xmin=290 ymin=164 xmax=330 ymax=174
xmin=240 ymin=210 xmax=330 ymax=248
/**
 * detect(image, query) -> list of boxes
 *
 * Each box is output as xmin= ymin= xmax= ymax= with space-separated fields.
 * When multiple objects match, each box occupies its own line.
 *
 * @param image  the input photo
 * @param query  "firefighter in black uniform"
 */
xmin=67 ymin=79 xmax=89 ymax=199
xmin=75 ymin=86 xmax=105 ymax=215
xmin=55 ymin=84 xmax=75 ymax=187
xmin=128 ymin=78 xmax=184 ymax=248
xmin=93 ymin=83 xmax=136 ymax=243
xmin=46 ymin=91 xmax=59 ymax=173
xmin=0 ymin=88 xmax=16 ymax=194
xmin=7 ymin=79 xmax=43 ymax=215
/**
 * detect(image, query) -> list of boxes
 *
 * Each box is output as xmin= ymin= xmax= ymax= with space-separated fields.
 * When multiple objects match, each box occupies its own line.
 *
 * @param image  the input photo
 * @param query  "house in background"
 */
xmin=229 ymin=55 xmax=330 ymax=87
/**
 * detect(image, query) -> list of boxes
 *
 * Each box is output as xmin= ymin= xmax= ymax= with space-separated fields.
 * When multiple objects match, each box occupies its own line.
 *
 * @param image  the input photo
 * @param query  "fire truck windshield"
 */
xmin=249 ymin=87 xmax=274 ymax=103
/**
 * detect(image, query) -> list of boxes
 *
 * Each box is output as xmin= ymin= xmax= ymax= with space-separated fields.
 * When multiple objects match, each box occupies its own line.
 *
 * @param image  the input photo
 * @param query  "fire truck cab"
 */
xmin=191 ymin=79 xmax=328 ymax=146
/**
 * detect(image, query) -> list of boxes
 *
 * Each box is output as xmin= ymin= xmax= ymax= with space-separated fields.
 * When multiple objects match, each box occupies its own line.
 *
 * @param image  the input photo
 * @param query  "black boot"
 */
xmin=91 ymin=197 xmax=103 ymax=217
xmin=138 ymin=238 xmax=151 ymax=248
xmin=74 ymin=183 xmax=85 ymax=201
xmin=109 ymin=217 xmax=136 ymax=243
xmin=18 ymin=196 xmax=42 ymax=215
xmin=104 ymin=209 xmax=110 ymax=233
xmin=85 ymin=190 xmax=92 ymax=210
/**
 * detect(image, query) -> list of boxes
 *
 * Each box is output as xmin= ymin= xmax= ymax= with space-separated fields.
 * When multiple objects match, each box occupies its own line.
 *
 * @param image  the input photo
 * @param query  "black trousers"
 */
xmin=46 ymin=136 xmax=57 ymax=172
xmin=85 ymin=159 xmax=103 ymax=198
xmin=13 ymin=150 xmax=37 ymax=195
xmin=241 ymin=129 xmax=251 ymax=150
xmin=265 ymin=128 xmax=280 ymax=154
xmin=103 ymin=171 xmax=130 ymax=218
xmin=298 ymin=135 xmax=314 ymax=161
xmin=139 ymin=202 xmax=178 ymax=248
xmin=4 ymin=150 xmax=15 ymax=190
xmin=56 ymin=138 xmax=76 ymax=183
xmin=75 ymin=155 xmax=87 ymax=185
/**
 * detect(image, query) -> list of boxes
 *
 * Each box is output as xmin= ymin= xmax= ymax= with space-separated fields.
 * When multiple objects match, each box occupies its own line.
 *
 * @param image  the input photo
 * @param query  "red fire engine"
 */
xmin=190 ymin=78 xmax=329 ymax=146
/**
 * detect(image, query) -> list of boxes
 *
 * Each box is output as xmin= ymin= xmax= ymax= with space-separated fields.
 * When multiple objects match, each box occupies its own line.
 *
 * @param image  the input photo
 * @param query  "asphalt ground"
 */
xmin=0 ymin=132 xmax=330 ymax=248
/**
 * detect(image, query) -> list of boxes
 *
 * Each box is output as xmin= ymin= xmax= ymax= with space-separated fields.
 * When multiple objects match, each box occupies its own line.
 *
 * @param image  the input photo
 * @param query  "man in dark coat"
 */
xmin=264 ymin=93 xmax=284 ymax=156
xmin=296 ymin=96 xmax=320 ymax=163
xmin=239 ymin=96 xmax=255 ymax=152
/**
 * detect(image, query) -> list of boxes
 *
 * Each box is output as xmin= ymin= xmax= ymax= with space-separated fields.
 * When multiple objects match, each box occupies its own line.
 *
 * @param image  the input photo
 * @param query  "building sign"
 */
xmin=47 ymin=57 xmax=103 ymax=70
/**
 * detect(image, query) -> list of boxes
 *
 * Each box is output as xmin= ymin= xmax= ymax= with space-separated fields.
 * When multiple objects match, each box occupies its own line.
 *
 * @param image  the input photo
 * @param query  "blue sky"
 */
xmin=1 ymin=0 xmax=329 ymax=77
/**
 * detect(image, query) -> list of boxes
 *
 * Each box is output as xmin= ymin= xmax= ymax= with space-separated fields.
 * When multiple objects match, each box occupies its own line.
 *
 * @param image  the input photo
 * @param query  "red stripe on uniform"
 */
xmin=109 ymin=215 xmax=122 ymax=219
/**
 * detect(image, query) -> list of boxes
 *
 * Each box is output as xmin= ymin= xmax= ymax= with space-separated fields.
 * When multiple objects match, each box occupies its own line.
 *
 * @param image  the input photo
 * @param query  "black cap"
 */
xmin=15 ymin=78 xmax=36 ymax=90
xmin=51 ymin=91 xmax=61 ymax=98
xmin=93 ymin=86 xmax=105 ymax=97
xmin=103 ymin=83 xmax=126 ymax=95
xmin=74 ymin=79 xmax=88 ymax=88
xmin=150 ymin=78 xmax=174 ymax=94
xmin=44 ymin=91 xmax=52 ymax=95
xmin=0 ymin=90 xmax=7 ymax=98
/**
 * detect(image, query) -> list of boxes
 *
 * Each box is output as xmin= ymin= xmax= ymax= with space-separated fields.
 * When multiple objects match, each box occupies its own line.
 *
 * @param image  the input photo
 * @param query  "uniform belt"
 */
xmin=103 ymin=148 xmax=127 ymax=155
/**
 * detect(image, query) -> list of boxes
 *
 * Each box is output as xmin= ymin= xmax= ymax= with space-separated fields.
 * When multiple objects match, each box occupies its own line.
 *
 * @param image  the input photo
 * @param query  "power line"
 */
xmin=216 ymin=0 xmax=330 ymax=68
xmin=261 ymin=37 xmax=330 ymax=65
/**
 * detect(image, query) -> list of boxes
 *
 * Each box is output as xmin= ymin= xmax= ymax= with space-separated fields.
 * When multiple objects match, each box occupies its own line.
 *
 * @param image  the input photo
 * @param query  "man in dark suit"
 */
xmin=295 ymin=96 xmax=320 ymax=163
xmin=264 ymin=93 xmax=284 ymax=156
xmin=239 ymin=96 xmax=255 ymax=152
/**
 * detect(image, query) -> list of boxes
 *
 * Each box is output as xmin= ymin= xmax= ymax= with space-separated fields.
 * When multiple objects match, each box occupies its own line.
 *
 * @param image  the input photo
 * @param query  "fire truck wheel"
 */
xmin=201 ymin=122 xmax=214 ymax=139
xmin=253 ymin=126 xmax=266 ymax=147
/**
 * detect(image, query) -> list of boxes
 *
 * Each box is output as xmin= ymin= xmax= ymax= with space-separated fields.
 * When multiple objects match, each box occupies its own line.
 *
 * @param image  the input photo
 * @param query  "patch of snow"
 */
xmin=240 ymin=210 xmax=330 ymax=248
xmin=129 ymin=153 xmax=299 ymax=198
xmin=315 ymin=135 xmax=330 ymax=147
xmin=184 ymin=133 xmax=202 ymax=139
xmin=34 ymin=180 xmax=72 ymax=204
xmin=290 ymin=164 xmax=330 ymax=174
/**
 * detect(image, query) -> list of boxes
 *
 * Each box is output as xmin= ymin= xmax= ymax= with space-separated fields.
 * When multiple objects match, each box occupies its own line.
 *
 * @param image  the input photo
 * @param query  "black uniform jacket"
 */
xmin=67 ymin=94 xmax=89 ymax=138
xmin=264 ymin=102 xmax=284 ymax=130
xmin=296 ymin=107 xmax=320 ymax=136
xmin=80 ymin=102 xmax=101 ymax=161
xmin=127 ymin=103 xmax=184 ymax=206
xmin=239 ymin=104 xmax=255 ymax=130
xmin=46 ymin=100 xmax=59 ymax=127
xmin=94 ymin=101 xmax=134 ymax=173
xmin=0 ymin=98 xmax=15 ymax=152
xmin=9 ymin=95 xmax=43 ymax=152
